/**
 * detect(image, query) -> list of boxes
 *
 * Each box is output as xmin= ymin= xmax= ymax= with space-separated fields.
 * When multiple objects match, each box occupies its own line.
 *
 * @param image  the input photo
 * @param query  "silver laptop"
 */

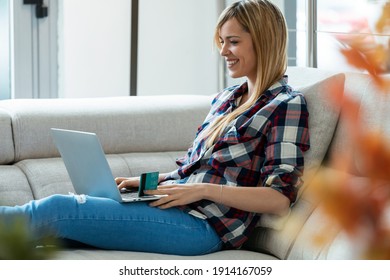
xmin=50 ymin=128 xmax=163 ymax=203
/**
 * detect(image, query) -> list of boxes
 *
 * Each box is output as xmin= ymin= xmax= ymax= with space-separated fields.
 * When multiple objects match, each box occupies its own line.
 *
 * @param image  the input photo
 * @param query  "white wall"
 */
xmin=58 ymin=0 xmax=131 ymax=98
xmin=58 ymin=0 xmax=225 ymax=98
xmin=137 ymin=0 xmax=221 ymax=96
xmin=271 ymin=0 xmax=284 ymax=11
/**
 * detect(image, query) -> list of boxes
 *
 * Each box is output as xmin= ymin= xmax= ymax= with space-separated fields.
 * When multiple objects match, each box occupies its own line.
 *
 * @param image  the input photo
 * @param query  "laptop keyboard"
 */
xmin=121 ymin=191 xmax=139 ymax=199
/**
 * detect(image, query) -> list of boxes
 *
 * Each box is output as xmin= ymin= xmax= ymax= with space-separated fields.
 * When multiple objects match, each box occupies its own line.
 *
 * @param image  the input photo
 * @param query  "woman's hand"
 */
xmin=115 ymin=177 xmax=140 ymax=192
xmin=149 ymin=183 xmax=290 ymax=216
xmin=115 ymin=173 xmax=170 ymax=192
xmin=146 ymin=184 xmax=207 ymax=209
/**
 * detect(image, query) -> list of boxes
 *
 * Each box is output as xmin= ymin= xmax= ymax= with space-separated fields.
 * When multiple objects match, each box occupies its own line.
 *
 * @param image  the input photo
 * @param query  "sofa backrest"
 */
xmin=246 ymin=67 xmax=346 ymax=259
xmin=329 ymin=72 xmax=390 ymax=175
xmin=0 ymin=109 xmax=14 ymax=164
xmin=287 ymin=68 xmax=345 ymax=175
xmin=0 ymin=95 xmax=213 ymax=164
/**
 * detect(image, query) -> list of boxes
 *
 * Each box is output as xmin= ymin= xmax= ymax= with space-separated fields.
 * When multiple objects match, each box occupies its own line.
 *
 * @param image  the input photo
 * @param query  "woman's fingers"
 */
xmin=115 ymin=177 xmax=140 ymax=191
xmin=146 ymin=184 xmax=204 ymax=209
xmin=114 ymin=177 xmax=128 ymax=184
xmin=149 ymin=195 xmax=178 ymax=209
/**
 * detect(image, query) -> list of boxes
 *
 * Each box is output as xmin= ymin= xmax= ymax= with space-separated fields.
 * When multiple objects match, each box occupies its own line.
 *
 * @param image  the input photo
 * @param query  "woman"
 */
xmin=0 ymin=0 xmax=309 ymax=256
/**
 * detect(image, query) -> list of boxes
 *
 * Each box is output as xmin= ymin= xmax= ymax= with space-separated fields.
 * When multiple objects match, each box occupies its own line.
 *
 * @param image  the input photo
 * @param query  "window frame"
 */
xmin=10 ymin=0 xmax=58 ymax=99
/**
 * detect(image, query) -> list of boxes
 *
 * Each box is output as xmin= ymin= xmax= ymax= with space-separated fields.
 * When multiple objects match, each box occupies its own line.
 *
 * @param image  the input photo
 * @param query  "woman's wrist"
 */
xmin=204 ymin=183 xmax=224 ymax=204
xmin=219 ymin=184 xmax=223 ymax=204
xmin=158 ymin=173 xmax=170 ymax=183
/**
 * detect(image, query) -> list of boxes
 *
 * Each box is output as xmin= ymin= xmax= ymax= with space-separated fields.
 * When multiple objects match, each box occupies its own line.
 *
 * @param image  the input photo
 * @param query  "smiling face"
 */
xmin=218 ymin=18 xmax=258 ymax=87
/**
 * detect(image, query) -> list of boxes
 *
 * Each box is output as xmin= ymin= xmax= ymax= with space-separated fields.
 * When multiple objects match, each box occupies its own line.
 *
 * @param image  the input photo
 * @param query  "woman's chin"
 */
xmin=227 ymin=71 xmax=244 ymax=79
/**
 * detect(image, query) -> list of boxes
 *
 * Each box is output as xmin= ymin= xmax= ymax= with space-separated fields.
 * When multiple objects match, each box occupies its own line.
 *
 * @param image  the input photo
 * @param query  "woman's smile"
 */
xmin=226 ymin=58 xmax=239 ymax=68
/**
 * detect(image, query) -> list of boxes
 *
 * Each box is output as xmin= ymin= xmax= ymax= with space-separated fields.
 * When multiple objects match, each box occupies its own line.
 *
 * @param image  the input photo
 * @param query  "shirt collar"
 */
xmin=228 ymin=75 xmax=289 ymax=107
xmin=263 ymin=75 xmax=289 ymax=100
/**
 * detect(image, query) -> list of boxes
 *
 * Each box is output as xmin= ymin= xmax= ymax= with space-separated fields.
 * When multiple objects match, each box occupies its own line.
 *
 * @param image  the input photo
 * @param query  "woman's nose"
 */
xmin=220 ymin=44 xmax=230 ymax=56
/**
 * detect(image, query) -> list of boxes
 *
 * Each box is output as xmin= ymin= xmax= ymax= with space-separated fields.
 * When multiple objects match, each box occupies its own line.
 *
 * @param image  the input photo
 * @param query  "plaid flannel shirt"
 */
xmin=164 ymin=76 xmax=310 ymax=249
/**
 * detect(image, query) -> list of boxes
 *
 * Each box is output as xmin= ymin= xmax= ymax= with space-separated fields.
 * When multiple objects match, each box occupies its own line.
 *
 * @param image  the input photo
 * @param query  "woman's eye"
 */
xmin=230 ymin=41 xmax=238 ymax=45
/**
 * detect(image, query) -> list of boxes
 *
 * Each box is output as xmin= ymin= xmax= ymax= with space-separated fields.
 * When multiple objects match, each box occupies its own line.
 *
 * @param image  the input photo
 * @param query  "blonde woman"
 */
xmin=1 ymin=0 xmax=310 ymax=256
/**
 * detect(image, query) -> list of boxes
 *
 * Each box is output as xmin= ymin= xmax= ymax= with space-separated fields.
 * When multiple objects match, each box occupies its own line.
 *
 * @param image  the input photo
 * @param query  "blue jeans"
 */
xmin=0 ymin=194 xmax=222 ymax=256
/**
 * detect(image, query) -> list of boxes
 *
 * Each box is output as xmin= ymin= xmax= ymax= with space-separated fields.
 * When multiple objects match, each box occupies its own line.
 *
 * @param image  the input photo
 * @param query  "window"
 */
xmin=58 ymin=0 xmax=131 ymax=98
xmin=284 ymin=0 xmax=390 ymax=72
xmin=0 ymin=0 xmax=11 ymax=100
xmin=1 ymin=0 xmax=58 ymax=99
xmin=316 ymin=0 xmax=390 ymax=72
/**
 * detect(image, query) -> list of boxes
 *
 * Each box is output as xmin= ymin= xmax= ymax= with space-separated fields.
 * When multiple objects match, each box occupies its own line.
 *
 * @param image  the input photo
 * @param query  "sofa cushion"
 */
xmin=54 ymin=248 xmax=278 ymax=260
xmin=16 ymin=158 xmax=77 ymax=200
xmin=246 ymin=194 xmax=316 ymax=258
xmin=0 ymin=109 xmax=14 ymax=164
xmin=359 ymin=75 xmax=390 ymax=136
xmin=0 ymin=166 xmax=34 ymax=206
xmin=16 ymin=155 xmax=132 ymax=200
xmin=256 ymin=73 xmax=345 ymax=231
xmin=298 ymin=73 xmax=345 ymax=174
xmin=119 ymin=151 xmax=185 ymax=176
xmin=329 ymin=73 xmax=390 ymax=175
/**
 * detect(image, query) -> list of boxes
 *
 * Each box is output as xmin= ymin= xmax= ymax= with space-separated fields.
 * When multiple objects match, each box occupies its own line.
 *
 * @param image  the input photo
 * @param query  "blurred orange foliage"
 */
xmin=340 ymin=42 xmax=390 ymax=90
xmin=310 ymin=2 xmax=390 ymax=259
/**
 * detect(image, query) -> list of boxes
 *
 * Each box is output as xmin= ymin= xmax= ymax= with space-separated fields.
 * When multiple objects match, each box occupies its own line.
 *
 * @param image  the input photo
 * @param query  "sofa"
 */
xmin=0 ymin=66 xmax=389 ymax=260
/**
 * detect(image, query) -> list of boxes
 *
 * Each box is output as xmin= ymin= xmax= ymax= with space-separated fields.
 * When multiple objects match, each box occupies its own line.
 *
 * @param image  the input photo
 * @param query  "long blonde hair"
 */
xmin=205 ymin=0 xmax=288 ymax=147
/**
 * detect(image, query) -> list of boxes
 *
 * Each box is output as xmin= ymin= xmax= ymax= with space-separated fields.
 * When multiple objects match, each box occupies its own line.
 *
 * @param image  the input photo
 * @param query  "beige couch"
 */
xmin=0 ymin=67 xmax=388 ymax=260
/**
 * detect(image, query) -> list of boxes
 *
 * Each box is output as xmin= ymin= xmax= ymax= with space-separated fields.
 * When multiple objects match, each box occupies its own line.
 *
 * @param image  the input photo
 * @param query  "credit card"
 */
xmin=139 ymin=171 xmax=159 ymax=196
